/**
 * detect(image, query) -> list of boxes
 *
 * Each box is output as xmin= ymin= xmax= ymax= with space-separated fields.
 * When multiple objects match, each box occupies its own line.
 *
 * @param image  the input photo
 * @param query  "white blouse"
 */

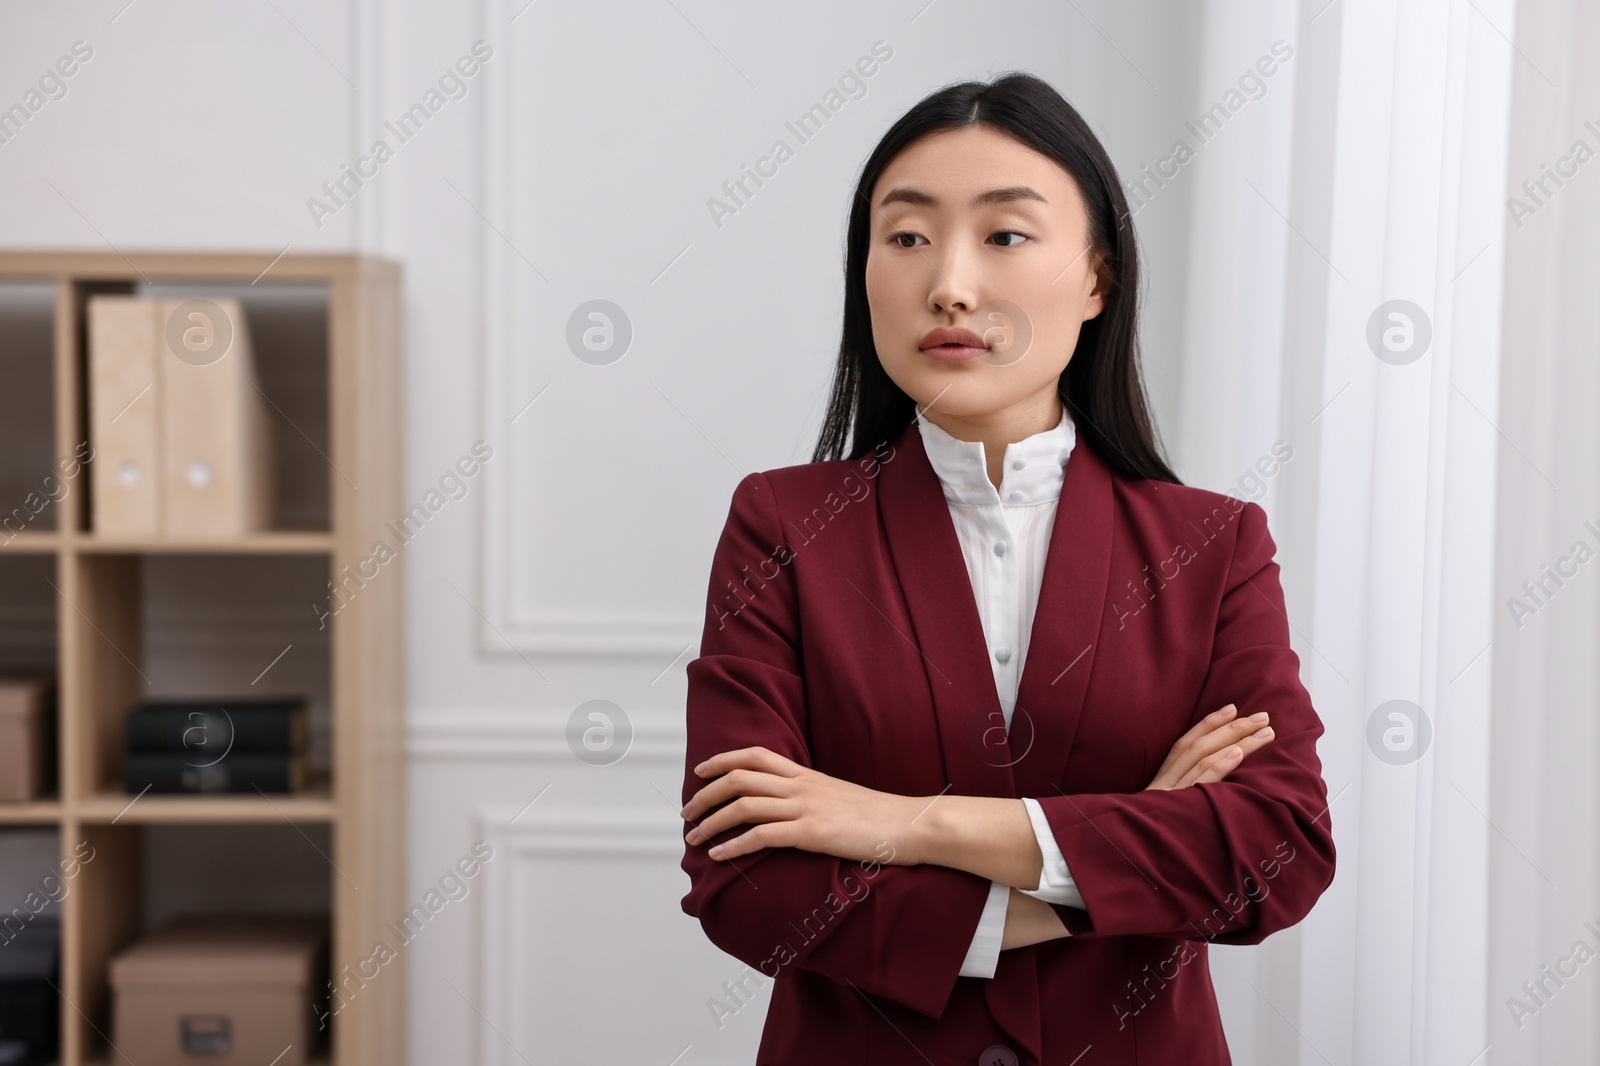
xmin=914 ymin=407 xmax=1088 ymax=980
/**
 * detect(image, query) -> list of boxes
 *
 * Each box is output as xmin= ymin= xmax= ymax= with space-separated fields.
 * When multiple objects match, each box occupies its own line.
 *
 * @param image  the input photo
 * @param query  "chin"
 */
xmin=915 ymin=384 xmax=1023 ymax=419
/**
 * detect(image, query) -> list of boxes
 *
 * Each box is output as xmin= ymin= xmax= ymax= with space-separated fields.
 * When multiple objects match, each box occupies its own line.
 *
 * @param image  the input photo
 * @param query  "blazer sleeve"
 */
xmin=680 ymin=471 xmax=992 ymax=1020
xmin=1032 ymin=499 xmax=1337 ymax=942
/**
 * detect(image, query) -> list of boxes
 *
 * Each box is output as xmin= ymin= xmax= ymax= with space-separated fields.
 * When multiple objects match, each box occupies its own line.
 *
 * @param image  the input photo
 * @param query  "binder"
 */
xmin=88 ymin=295 xmax=276 ymax=536
xmin=88 ymin=295 xmax=163 ymax=535
xmin=160 ymin=296 xmax=274 ymax=536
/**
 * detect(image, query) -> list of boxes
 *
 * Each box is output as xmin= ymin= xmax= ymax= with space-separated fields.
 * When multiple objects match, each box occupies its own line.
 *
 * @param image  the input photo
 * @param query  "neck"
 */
xmin=920 ymin=391 xmax=1064 ymax=491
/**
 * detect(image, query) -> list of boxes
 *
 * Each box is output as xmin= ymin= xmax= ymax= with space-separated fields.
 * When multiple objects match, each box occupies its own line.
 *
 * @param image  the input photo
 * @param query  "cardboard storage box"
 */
xmin=109 ymin=915 xmax=328 ymax=1066
xmin=0 ymin=677 xmax=56 ymax=802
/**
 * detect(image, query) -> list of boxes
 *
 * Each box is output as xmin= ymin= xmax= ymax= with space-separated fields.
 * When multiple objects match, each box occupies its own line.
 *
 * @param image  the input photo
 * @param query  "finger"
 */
xmin=682 ymin=768 xmax=792 ymax=821
xmin=1177 ymin=745 xmax=1244 ymax=789
xmin=1196 ymin=726 xmax=1280 ymax=784
xmin=1149 ymin=711 xmax=1267 ymax=790
xmin=1178 ymin=711 xmax=1270 ymax=769
xmin=694 ymin=745 xmax=800 ymax=779
xmin=1183 ymin=726 xmax=1275 ymax=787
xmin=687 ymin=796 xmax=793 ymax=847
xmin=705 ymin=818 xmax=799 ymax=861
xmin=693 ymin=745 xmax=777 ymax=777
xmin=1172 ymin=703 xmax=1238 ymax=748
xmin=1145 ymin=705 xmax=1242 ymax=789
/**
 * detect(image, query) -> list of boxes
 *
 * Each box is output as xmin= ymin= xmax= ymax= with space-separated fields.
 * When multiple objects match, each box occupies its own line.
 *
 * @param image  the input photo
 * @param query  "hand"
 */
xmin=1144 ymin=703 xmax=1273 ymax=790
xmin=681 ymin=746 xmax=922 ymax=865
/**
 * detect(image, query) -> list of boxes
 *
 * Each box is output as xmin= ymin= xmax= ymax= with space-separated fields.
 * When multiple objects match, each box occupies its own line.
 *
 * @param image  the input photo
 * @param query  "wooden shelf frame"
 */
xmin=0 ymin=251 xmax=406 ymax=1066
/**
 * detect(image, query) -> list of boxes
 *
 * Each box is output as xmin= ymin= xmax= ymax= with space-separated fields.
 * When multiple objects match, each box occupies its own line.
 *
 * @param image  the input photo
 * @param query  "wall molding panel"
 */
xmin=409 ymin=708 xmax=686 ymax=762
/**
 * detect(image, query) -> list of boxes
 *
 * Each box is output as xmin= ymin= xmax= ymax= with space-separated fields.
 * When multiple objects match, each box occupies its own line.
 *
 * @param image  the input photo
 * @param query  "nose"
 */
xmin=925 ymin=243 xmax=979 ymax=315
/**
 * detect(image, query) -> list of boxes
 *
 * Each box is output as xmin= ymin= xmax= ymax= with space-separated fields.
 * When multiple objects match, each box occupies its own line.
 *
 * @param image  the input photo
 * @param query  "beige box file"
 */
xmin=88 ymin=295 xmax=163 ymax=535
xmin=159 ymin=296 xmax=274 ymax=536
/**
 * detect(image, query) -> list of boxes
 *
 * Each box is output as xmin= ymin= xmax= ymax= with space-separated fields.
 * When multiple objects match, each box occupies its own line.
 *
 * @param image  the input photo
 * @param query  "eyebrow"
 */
xmin=877 ymin=185 xmax=1048 ymax=208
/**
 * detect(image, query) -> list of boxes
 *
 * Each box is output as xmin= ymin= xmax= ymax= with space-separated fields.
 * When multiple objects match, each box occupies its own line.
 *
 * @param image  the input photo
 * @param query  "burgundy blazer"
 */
xmin=680 ymin=415 xmax=1336 ymax=1065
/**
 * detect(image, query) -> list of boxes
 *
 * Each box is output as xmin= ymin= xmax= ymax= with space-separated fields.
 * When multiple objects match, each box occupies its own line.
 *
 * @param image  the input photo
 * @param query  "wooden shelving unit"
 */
xmin=0 ymin=252 xmax=405 ymax=1066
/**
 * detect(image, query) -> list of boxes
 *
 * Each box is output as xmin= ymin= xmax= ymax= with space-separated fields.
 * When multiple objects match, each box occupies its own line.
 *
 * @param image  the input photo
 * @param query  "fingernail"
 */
xmin=686 ymin=828 xmax=701 ymax=844
xmin=1258 ymin=727 xmax=1274 ymax=739
xmin=708 ymin=844 xmax=724 ymax=858
xmin=1250 ymin=712 xmax=1269 ymax=723
xmin=694 ymin=761 xmax=709 ymax=774
xmin=1221 ymin=705 xmax=1237 ymax=717
xmin=1228 ymin=746 xmax=1243 ymax=759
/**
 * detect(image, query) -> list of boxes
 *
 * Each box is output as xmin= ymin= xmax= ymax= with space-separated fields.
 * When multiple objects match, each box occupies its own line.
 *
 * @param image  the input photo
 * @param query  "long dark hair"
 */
xmin=812 ymin=72 xmax=1180 ymax=484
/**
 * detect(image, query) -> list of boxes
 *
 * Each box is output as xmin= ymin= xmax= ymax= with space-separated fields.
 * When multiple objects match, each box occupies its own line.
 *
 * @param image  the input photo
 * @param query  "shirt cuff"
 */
xmin=957 ymin=879 xmax=1010 ymax=978
xmin=1018 ymin=796 xmax=1087 ymax=911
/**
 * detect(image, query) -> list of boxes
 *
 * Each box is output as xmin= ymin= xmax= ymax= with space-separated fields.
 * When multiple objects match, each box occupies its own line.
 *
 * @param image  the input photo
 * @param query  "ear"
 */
xmin=1082 ymin=252 xmax=1110 ymax=322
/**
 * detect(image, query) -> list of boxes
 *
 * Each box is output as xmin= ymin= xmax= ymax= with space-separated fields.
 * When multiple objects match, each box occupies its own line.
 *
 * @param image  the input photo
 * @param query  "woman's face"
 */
xmin=864 ymin=124 xmax=1106 ymax=423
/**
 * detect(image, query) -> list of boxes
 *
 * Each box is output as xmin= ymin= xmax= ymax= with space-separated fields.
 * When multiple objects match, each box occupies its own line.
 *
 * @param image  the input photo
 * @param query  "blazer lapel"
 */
xmin=1008 ymin=435 xmax=1114 ymax=800
xmin=877 ymin=417 xmax=1018 ymax=801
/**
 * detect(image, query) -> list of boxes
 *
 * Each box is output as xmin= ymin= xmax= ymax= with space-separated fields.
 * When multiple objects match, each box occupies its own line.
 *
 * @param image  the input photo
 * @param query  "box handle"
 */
xmin=180 ymin=1014 xmax=232 ymax=1055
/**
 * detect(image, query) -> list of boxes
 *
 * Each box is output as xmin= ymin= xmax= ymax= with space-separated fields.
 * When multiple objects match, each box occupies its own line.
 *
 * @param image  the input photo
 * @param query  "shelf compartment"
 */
xmin=0 ymin=554 xmax=61 ymax=810
xmin=66 ymin=822 xmax=335 ymax=1065
xmin=97 ymin=279 xmax=334 ymax=537
xmin=65 ymin=553 xmax=333 ymax=802
xmin=0 ymin=281 xmax=61 ymax=536
xmin=0 ymin=826 xmax=64 ymax=1066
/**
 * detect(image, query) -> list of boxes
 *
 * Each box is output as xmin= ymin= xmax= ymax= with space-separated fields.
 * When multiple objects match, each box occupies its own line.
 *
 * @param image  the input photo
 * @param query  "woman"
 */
xmin=679 ymin=72 xmax=1335 ymax=1065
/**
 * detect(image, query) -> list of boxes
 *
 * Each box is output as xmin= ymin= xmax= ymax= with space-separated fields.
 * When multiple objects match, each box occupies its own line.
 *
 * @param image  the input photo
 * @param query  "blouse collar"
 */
xmin=915 ymin=404 xmax=1077 ymax=508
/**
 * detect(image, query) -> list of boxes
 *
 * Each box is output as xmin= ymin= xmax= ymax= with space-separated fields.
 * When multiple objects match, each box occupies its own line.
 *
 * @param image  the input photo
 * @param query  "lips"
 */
xmin=918 ymin=326 xmax=989 ymax=363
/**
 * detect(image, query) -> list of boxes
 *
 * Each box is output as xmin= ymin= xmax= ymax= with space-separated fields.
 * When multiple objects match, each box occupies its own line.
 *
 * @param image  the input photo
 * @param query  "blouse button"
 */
xmin=1008 ymin=491 xmax=1023 ymax=503
xmin=993 ymin=541 xmax=1007 ymax=557
xmin=994 ymin=645 xmax=1012 ymax=664
xmin=1012 ymin=459 xmax=1025 ymax=470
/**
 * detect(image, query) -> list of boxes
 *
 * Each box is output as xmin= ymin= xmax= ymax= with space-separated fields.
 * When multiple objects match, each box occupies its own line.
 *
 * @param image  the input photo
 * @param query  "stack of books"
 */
xmin=123 ymin=698 xmax=309 ymax=794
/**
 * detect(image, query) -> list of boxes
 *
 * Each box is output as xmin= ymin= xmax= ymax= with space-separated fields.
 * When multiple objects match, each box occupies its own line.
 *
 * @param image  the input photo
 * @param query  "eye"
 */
xmin=887 ymin=230 xmax=926 ymax=249
xmin=991 ymin=230 xmax=1030 ymax=247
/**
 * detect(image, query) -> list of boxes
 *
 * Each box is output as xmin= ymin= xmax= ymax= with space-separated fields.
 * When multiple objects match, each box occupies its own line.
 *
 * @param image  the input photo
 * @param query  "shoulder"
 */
xmin=725 ymin=451 xmax=896 ymax=524
xmin=1108 ymin=468 xmax=1277 ymax=579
